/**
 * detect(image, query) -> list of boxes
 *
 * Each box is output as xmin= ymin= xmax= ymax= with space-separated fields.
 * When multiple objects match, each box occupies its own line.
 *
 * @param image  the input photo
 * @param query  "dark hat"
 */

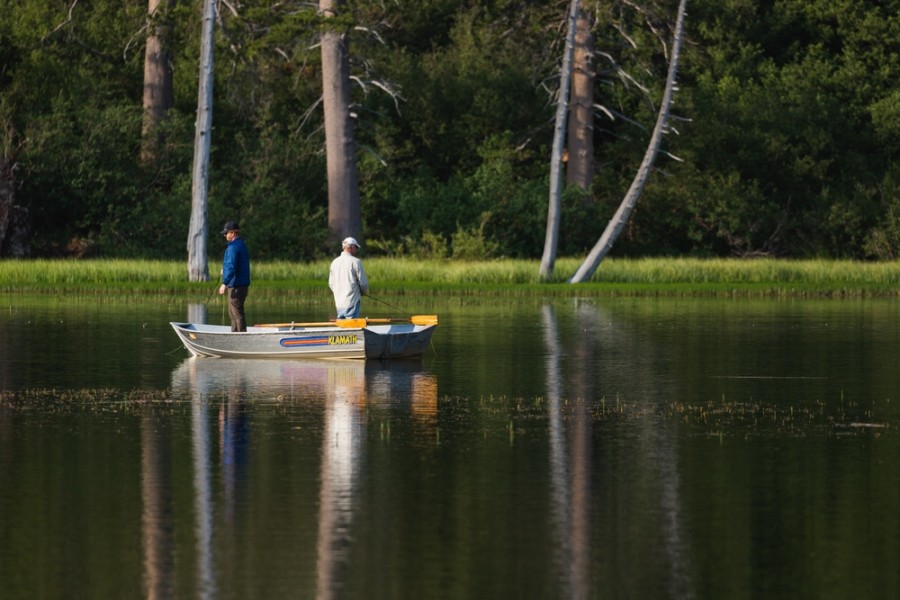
xmin=220 ymin=221 xmax=240 ymax=234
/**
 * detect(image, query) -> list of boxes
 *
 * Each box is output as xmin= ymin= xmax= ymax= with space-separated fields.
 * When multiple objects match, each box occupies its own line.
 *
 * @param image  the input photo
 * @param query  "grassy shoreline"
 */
xmin=2 ymin=257 xmax=900 ymax=298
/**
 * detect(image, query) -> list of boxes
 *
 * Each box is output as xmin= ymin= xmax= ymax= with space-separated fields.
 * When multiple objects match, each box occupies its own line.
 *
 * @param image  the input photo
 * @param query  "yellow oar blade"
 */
xmin=363 ymin=315 xmax=438 ymax=325
xmin=361 ymin=315 xmax=438 ymax=324
xmin=411 ymin=314 xmax=439 ymax=326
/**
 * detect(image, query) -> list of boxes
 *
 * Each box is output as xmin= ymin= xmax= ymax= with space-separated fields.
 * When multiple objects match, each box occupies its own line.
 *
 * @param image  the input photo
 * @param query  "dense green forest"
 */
xmin=0 ymin=0 xmax=897 ymax=262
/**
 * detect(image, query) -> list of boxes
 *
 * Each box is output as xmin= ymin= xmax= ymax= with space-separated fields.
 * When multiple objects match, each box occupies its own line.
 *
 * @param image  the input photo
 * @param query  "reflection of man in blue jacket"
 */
xmin=218 ymin=220 xmax=251 ymax=331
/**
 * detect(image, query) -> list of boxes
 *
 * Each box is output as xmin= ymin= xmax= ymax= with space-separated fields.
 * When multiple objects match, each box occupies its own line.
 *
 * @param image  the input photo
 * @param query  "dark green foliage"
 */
xmin=1 ymin=0 xmax=897 ymax=261
xmin=679 ymin=0 xmax=900 ymax=258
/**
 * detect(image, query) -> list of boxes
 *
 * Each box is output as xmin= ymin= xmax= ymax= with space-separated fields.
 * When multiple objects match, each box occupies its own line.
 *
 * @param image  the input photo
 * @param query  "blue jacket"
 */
xmin=222 ymin=237 xmax=251 ymax=288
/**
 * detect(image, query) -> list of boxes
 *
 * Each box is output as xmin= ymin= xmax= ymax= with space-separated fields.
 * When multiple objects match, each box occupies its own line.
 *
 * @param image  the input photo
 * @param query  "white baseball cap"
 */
xmin=342 ymin=237 xmax=360 ymax=248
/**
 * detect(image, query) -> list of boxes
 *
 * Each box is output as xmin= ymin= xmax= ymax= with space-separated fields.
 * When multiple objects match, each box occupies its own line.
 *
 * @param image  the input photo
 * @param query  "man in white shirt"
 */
xmin=328 ymin=237 xmax=369 ymax=319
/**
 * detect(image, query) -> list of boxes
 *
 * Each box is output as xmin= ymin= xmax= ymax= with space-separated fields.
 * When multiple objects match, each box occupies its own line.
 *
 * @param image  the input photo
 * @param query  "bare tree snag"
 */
xmin=1 ymin=124 xmax=29 ymax=257
xmin=566 ymin=4 xmax=595 ymax=193
xmin=140 ymin=0 xmax=176 ymax=164
xmin=321 ymin=0 xmax=362 ymax=248
xmin=540 ymin=0 xmax=580 ymax=281
xmin=569 ymin=0 xmax=688 ymax=284
xmin=187 ymin=0 xmax=216 ymax=282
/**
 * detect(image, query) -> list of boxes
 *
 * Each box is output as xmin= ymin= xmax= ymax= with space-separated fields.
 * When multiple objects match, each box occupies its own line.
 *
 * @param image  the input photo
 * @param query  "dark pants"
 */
xmin=228 ymin=286 xmax=248 ymax=332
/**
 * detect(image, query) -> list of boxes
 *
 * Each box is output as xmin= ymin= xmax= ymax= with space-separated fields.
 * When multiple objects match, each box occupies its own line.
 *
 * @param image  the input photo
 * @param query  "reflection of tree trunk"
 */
xmin=321 ymin=0 xmax=362 ymax=248
xmin=570 ymin=300 xmax=694 ymax=596
xmin=566 ymin=5 xmax=595 ymax=194
xmin=569 ymin=302 xmax=594 ymax=596
xmin=570 ymin=0 xmax=688 ymax=283
xmin=190 ymin=379 xmax=217 ymax=599
xmin=141 ymin=410 xmax=175 ymax=600
xmin=141 ymin=0 xmax=176 ymax=164
xmin=543 ymin=303 xmax=592 ymax=599
xmin=187 ymin=303 xmax=208 ymax=325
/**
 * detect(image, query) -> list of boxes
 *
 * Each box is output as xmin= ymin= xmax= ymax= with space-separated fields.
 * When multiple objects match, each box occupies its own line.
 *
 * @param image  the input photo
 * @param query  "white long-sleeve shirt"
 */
xmin=328 ymin=251 xmax=369 ymax=311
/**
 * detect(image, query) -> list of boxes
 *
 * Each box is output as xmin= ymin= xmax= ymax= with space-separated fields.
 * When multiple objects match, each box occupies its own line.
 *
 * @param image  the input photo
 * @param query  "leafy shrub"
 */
xmin=451 ymin=213 xmax=500 ymax=259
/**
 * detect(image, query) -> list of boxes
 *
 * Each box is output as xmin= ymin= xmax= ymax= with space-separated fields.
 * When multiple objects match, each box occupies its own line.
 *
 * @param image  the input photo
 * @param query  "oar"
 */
xmin=253 ymin=318 xmax=368 ymax=329
xmin=253 ymin=315 xmax=438 ymax=328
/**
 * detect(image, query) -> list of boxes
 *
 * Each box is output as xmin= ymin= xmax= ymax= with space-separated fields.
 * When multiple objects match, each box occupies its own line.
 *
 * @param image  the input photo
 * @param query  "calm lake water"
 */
xmin=1 ymin=293 xmax=898 ymax=599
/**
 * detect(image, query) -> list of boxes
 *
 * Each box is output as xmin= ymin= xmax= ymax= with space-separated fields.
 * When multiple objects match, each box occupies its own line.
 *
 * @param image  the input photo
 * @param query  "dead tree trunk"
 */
xmin=140 ymin=0 xmax=176 ymax=164
xmin=566 ymin=4 xmax=595 ymax=193
xmin=321 ymin=0 xmax=362 ymax=248
xmin=539 ymin=0 xmax=580 ymax=281
xmin=569 ymin=0 xmax=688 ymax=283
xmin=0 ymin=126 xmax=29 ymax=257
xmin=187 ymin=0 xmax=215 ymax=282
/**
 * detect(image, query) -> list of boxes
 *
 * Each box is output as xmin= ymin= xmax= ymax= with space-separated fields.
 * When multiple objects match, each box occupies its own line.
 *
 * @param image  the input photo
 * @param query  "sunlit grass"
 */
xmin=2 ymin=257 xmax=900 ymax=296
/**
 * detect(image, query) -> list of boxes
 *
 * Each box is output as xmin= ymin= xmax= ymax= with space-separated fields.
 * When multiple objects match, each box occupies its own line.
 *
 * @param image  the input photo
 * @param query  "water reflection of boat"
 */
xmin=170 ymin=356 xmax=369 ymax=399
xmin=170 ymin=356 xmax=438 ymax=410
xmin=169 ymin=315 xmax=438 ymax=359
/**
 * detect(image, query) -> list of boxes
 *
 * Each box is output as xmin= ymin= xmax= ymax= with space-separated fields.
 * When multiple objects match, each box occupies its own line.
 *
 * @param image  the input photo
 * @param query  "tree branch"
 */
xmin=42 ymin=0 xmax=79 ymax=43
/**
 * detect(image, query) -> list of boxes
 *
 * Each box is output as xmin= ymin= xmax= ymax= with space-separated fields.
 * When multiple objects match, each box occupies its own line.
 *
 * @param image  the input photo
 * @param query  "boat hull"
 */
xmin=170 ymin=321 xmax=436 ymax=359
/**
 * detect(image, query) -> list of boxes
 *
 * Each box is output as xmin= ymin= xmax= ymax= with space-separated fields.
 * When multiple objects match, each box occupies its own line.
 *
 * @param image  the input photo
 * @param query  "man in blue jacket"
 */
xmin=218 ymin=220 xmax=251 ymax=331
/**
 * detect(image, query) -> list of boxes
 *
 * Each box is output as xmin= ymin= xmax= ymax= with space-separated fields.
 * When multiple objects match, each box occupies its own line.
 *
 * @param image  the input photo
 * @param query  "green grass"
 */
xmin=1 ymin=257 xmax=900 ymax=297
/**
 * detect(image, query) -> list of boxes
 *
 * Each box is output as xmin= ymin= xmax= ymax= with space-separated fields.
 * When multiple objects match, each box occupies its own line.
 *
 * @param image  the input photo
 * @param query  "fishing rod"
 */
xmin=202 ymin=281 xmax=227 ymax=325
xmin=204 ymin=282 xmax=219 ymax=305
xmin=364 ymin=293 xmax=413 ymax=317
xmin=206 ymin=281 xmax=228 ymax=323
xmin=201 ymin=280 xmax=230 ymax=325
